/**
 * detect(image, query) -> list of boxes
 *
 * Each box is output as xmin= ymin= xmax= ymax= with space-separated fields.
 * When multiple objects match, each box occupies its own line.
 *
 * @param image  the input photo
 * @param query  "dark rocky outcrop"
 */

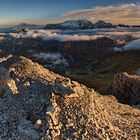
xmin=108 ymin=72 xmax=140 ymax=105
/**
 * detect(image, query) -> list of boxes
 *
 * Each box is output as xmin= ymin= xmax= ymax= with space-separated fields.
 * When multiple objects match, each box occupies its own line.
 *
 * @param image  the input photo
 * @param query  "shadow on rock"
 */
xmin=106 ymin=72 xmax=140 ymax=109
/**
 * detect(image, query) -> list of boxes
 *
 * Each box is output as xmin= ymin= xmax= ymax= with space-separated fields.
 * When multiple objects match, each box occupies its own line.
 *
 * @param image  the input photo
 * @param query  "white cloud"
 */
xmin=2 ymin=27 xmax=140 ymax=42
xmin=114 ymin=39 xmax=140 ymax=52
xmin=101 ymin=31 xmax=140 ymax=41
xmin=9 ymin=29 xmax=105 ymax=41
xmin=63 ymin=3 xmax=140 ymax=25
xmin=32 ymin=52 xmax=69 ymax=66
xmin=123 ymin=39 xmax=140 ymax=51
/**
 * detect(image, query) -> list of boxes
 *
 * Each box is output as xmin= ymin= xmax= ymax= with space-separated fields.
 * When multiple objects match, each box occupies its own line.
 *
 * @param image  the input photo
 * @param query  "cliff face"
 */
xmin=0 ymin=56 xmax=140 ymax=140
xmin=108 ymin=72 xmax=140 ymax=105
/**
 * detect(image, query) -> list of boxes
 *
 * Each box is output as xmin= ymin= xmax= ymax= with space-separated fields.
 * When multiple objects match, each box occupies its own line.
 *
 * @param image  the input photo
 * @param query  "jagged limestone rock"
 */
xmin=0 ymin=56 xmax=139 ymax=140
xmin=108 ymin=72 xmax=140 ymax=105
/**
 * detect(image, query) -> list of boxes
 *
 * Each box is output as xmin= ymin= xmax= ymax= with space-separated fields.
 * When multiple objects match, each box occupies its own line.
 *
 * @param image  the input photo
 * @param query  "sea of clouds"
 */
xmin=0 ymin=27 xmax=140 ymax=51
xmin=0 ymin=27 xmax=139 ymax=42
xmin=8 ymin=30 xmax=105 ymax=41
xmin=5 ymin=27 xmax=140 ymax=42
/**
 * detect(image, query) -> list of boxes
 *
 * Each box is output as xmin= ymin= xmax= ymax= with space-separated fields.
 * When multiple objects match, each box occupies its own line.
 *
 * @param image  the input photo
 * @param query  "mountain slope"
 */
xmin=94 ymin=20 xmax=115 ymax=28
xmin=44 ymin=19 xmax=93 ymax=29
xmin=44 ymin=19 xmax=114 ymax=29
xmin=0 ymin=56 xmax=140 ymax=140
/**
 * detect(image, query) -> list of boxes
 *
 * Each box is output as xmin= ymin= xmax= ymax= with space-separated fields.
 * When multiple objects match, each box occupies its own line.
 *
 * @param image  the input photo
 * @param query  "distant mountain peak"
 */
xmin=44 ymin=19 xmax=115 ymax=29
xmin=18 ymin=23 xmax=37 ymax=27
xmin=13 ymin=23 xmax=44 ymax=31
xmin=61 ymin=19 xmax=93 ymax=29
xmin=95 ymin=20 xmax=114 ymax=28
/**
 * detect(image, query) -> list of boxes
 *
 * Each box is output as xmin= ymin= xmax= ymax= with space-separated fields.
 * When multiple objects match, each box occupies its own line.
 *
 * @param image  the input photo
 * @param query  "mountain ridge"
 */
xmin=0 ymin=56 xmax=140 ymax=139
xmin=44 ymin=19 xmax=115 ymax=29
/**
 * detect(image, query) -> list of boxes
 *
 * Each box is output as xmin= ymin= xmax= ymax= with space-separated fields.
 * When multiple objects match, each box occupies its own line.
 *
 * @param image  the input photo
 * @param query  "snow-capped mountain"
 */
xmin=44 ymin=19 xmax=115 ymax=30
xmin=60 ymin=19 xmax=93 ymax=29
xmin=45 ymin=19 xmax=94 ymax=29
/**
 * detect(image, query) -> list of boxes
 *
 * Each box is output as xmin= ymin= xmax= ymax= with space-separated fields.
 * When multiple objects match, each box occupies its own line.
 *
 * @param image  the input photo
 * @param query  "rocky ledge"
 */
xmin=108 ymin=72 xmax=140 ymax=105
xmin=0 ymin=56 xmax=140 ymax=140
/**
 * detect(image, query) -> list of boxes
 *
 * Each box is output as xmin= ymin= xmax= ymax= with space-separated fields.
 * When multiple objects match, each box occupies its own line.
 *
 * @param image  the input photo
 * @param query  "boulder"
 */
xmin=108 ymin=72 xmax=140 ymax=105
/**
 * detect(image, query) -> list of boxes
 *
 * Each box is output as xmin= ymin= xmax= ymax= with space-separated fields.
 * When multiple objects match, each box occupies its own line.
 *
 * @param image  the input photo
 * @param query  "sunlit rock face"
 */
xmin=0 ymin=56 xmax=140 ymax=140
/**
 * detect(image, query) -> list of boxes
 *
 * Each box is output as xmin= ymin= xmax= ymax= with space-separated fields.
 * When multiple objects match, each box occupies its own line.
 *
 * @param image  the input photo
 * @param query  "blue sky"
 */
xmin=0 ymin=0 xmax=140 ymax=25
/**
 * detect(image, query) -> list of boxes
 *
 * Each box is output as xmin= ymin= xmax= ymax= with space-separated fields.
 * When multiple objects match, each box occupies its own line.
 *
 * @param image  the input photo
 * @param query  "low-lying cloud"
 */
xmin=8 ymin=28 xmax=140 ymax=42
xmin=32 ymin=52 xmax=69 ymax=66
xmin=9 ymin=30 xmax=105 ymax=41
xmin=0 ymin=28 xmax=140 ymax=43
xmin=114 ymin=39 xmax=140 ymax=52
xmin=102 ymin=31 xmax=140 ymax=43
xmin=122 ymin=39 xmax=140 ymax=51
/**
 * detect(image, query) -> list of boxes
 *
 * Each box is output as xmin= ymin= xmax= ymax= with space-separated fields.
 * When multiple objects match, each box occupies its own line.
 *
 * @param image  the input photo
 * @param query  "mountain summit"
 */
xmin=44 ymin=19 xmax=114 ymax=29
xmin=94 ymin=20 xmax=115 ymax=28
xmin=60 ymin=19 xmax=93 ymax=29
xmin=0 ymin=56 xmax=140 ymax=139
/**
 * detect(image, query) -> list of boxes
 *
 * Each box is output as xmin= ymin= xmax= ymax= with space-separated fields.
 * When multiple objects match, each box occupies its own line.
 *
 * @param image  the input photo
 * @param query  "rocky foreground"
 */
xmin=0 ymin=56 xmax=140 ymax=140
